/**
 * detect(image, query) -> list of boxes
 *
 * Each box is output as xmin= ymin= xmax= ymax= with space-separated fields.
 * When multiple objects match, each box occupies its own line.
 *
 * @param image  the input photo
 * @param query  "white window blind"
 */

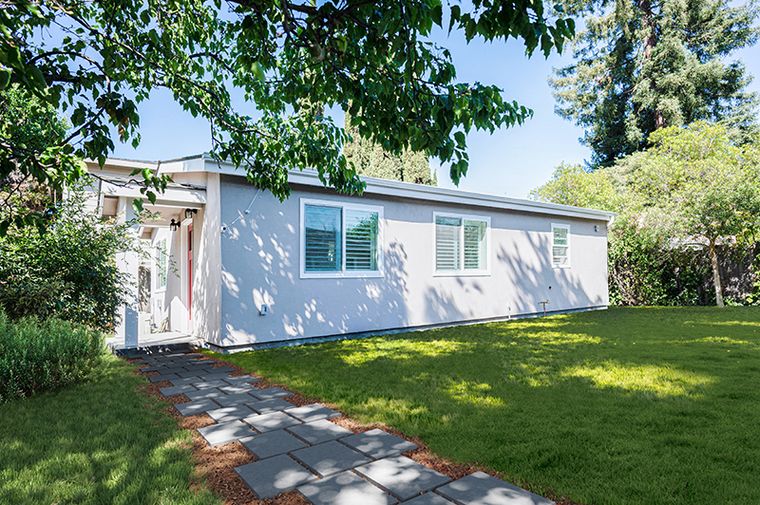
xmin=463 ymin=219 xmax=487 ymax=270
xmin=552 ymin=224 xmax=570 ymax=267
xmin=301 ymin=200 xmax=383 ymax=277
xmin=435 ymin=216 xmax=461 ymax=271
xmin=345 ymin=209 xmax=379 ymax=271
xmin=435 ymin=214 xmax=489 ymax=274
xmin=304 ymin=204 xmax=342 ymax=272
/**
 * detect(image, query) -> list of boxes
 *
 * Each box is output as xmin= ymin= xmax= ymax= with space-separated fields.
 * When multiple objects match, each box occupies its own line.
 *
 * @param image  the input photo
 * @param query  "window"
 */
xmin=155 ymin=238 xmax=168 ymax=289
xmin=434 ymin=213 xmax=489 ymax=275
xmin=551 ymin=223 xmax=570 ymax=267
xmin=301 ymin=199 xmax=382 ymax=278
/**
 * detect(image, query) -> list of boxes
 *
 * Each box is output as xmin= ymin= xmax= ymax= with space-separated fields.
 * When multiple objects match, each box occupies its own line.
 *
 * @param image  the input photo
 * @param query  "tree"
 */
xmin=551 ymin=0 xmax=759 ymax=167
xmin=621 ymin=122 xmax=760 ymax=306
xmin=1 ymin=0 xmax=574 ymax=233
xmin=344 ymin=112 xmax=436 ymax=185
xmin=0 ymin=84 xmax=74 ymax=231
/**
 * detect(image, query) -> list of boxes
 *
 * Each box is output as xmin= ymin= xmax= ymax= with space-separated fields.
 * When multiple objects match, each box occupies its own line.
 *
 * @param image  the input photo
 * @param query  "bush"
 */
xmin=0 ymin=310 xmax=105 ymax=402
xmin=0 ymin=189 xmax=133 ymax=330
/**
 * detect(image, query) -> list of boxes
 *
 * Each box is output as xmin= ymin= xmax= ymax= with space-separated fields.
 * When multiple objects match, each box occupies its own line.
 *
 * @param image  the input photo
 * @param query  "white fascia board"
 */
xmin=100 ymin=181 xmax=207 ymax=205
xmin=125 ymin=155 xmax=615 ymax=222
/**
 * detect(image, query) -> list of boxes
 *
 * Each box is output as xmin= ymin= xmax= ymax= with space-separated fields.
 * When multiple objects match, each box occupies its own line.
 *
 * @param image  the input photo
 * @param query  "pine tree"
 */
xmin=344 ymin=112 xmax=436 ymax=185
xmin=551 ymin=0 xmax=759 ymax=167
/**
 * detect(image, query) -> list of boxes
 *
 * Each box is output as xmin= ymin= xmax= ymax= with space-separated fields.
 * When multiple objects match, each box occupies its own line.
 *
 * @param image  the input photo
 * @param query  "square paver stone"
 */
xmin=241 ymin=429 xmax=308 ymax=459
xmin=250 ymin=387 xmax=290 ymax=400
xmin=291 ymin=440 xmax=371 ymax=477
xmin=284 ymin=403 xmax=340 ymax=423
xmin=436 ymin=472 xmax=554 ymax=505
xmin=185 ymin=388 xmax=227 ymax=401
xmin=189 ymin=379 xmax=228 ymax=390
xmin=207 ymin=405 xmax=256 ymax=423
xmin=175 ymin=398 xmax=220 ymax=416
xmin=287 ymin=419 xmax=352 ymax=445
xmin=355 ymin=456 xmax=450 ymax=501
xmin=340 ymin=429 xmax=417 ymax=458
xmin=219 ymin=384 xmax=255 ymax=395
xmin=224 ymin=375 xmax=259 ymax=386
xmin=404 ymin=493 xmax=456 ymax=504
xmin=149 ymin=373 xmax=177 ymax=382
xmin=215 ymin=392 xmax=258 ymax=407
xmin=236 ymin=454 xmax=315 ymax=499
xmin=298 ymin=470 xmax=397 ymax=505
xmin=247 ymin=398 xmax=295 ymax=414
xmin=159 ymin=384 xmax=197 ymax=397
xmin=245 ymin=411 xmax=302 ymax=432
xmin=197 ymin=419 xmax=256 ymax=446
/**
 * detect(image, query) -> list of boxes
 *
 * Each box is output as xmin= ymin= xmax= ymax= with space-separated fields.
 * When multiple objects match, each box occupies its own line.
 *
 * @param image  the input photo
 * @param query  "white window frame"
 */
xmin=154 ymin=237 xmax=169 ymax=291
xmin=551 ymin=223 xmax=571 ymax=268
xmin=300 ymin=198 xmax=384 ymax=279
xmin=433 ymin=211 xmax=491 ymax=277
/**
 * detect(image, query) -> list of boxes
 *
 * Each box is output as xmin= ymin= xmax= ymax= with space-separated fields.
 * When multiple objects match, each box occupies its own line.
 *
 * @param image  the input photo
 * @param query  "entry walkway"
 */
xmin=135 ymin=352 xmax=555 ymax=505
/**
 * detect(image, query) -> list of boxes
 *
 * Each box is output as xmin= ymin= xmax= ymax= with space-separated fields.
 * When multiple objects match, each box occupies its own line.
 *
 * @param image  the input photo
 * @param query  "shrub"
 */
xmin=0 ymin=310 xmax=105 ymax=402
xmin=0 ymin=189 xmax=133 ymax=330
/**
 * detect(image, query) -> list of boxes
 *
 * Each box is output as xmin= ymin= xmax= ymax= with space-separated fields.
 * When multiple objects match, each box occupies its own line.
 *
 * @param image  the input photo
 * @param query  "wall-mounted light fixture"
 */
xmin=184 ymin=208 xmax=198 ymax=220
xmin=169 ymin=218 xmax=180 ymax=232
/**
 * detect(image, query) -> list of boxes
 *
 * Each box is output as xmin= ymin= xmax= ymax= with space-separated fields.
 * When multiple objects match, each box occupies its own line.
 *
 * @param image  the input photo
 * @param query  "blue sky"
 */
xmin=113 ymin=24 xmax=760 ymax=199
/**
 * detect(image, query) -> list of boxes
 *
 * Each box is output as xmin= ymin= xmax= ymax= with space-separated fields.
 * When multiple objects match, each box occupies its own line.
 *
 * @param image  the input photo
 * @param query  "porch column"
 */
xmin=115 ymin=197 xmax=140 ymax=348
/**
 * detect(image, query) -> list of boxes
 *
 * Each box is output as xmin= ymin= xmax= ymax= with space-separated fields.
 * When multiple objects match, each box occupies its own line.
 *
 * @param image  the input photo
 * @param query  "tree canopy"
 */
xmin=1 ymin=0 xmax=574 ymax=231
xmin=551 ymin=0 xmax=759 ymax=167
xmin=344 ymin=111 xmax=436 ymax=185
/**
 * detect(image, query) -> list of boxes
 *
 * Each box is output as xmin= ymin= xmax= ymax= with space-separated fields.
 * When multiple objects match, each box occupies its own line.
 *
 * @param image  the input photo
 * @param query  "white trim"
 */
xmin=433 ymin=211 xmax=491 ymax=277
xmin=551 ymin=223 xmax=571 ymax=268
xmin=147 ymin=155 xmax=614 ymax=222
xmin=299 ymin=198 xmax=384 ymax=279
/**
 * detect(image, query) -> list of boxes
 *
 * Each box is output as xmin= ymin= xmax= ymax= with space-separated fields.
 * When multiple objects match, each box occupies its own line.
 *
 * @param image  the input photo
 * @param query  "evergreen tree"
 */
xmin=344 ymin=112 xmax=436 ymax=185
xmin=551 ymin=0 xmax=759 ymax=167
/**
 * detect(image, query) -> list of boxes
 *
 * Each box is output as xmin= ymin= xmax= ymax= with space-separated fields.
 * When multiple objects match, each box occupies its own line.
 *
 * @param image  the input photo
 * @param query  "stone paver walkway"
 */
xmin=136 ymin=351 xmax=555 ymax=505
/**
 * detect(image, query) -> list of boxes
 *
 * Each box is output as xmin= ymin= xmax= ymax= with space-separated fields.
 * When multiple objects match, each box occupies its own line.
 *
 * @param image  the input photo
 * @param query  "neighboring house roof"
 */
xmin=89 ymin=154 xmax=615 ymax=222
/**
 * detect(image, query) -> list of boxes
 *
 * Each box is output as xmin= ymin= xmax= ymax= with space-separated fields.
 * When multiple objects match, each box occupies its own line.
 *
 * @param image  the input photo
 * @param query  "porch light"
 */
xmin=169 ymin=218 xmax=180 ymax=232
xmin=184 ymin=208 xmax=198 ymax=219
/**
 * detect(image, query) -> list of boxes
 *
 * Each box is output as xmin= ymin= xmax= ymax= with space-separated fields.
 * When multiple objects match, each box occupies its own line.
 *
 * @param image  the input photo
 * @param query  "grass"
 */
xmin=217 ymin=307 xmax=760 ymax=505
xmin=0 ymin=354 xmax=219 ymax=505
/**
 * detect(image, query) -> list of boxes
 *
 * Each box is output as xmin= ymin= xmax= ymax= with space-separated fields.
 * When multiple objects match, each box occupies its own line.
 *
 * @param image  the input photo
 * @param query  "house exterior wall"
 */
xmin=216 ymin=175 xmax=609 ymax=348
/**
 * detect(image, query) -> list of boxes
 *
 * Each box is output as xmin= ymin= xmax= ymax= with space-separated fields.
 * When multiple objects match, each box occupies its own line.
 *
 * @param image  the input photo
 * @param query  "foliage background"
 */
xmin=532 ymin=123 xmax=760 ymax=306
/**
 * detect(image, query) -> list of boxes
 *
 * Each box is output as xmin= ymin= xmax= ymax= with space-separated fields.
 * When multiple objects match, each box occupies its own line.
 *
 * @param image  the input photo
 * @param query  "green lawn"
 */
xmin=218 ymin=307 xmax=760 ymax=505
xmin=0 ymin=355 xmax=219 ymax=505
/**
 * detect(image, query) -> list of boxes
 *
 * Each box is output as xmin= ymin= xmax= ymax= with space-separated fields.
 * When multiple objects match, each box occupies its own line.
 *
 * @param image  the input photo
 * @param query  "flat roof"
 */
xmin=104 ymin=153 xmax=615 ymax=222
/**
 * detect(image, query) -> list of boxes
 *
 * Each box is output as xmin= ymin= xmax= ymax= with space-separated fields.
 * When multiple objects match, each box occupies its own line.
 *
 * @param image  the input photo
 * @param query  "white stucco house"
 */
xmin=86 ymin=155 xmax=614 ymax=351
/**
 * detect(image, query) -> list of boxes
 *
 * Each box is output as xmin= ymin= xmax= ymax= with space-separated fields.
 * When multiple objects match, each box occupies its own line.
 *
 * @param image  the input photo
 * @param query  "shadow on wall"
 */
xmin=219 ymin=182 xmax=603 ymax=344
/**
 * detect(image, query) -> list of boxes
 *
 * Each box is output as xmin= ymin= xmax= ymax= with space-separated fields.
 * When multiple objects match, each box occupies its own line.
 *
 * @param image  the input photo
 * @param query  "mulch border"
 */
xmin=131 ymin=352 xmax=582 ymax=505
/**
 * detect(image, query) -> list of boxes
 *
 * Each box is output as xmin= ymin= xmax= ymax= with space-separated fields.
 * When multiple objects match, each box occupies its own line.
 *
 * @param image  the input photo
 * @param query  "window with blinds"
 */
xmin=304 ymin=204 xmax=342 ymax=272
xmin=551 ymin=224 xmax=570 ymax=267
xmin=435 ymin=213 xmax=489 ymax=274
xmin=301 ymin=200 xmax=382 ymax=277
xmin=345 ymin=209 xmax=379 ymax=271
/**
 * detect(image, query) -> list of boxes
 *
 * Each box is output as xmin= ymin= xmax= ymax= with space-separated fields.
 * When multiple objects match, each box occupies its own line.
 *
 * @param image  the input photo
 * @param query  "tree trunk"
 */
xmin=639 ymin=0 xmax=665 ymax=129
xmin=709 ymin=239 xmax=724 ymax=307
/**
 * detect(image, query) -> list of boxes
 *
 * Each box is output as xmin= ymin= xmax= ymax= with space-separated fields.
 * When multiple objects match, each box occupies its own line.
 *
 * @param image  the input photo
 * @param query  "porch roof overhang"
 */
xmin=98 ymin=176 xmax=206 ymax=207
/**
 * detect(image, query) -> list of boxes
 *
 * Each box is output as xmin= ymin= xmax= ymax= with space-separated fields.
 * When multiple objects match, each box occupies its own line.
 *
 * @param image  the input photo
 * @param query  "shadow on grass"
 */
xmin=220 ymin=306 xmax=760 ymax=505
xmin=0 ymin=356 xmax=218 ymax=505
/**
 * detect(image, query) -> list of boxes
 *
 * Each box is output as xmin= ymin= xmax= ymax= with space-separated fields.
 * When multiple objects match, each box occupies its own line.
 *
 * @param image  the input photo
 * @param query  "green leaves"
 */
xmin=4 ymin=0 xmax=573 ymax=213
xmin=551 ymin=0 xmax=759 ymax=167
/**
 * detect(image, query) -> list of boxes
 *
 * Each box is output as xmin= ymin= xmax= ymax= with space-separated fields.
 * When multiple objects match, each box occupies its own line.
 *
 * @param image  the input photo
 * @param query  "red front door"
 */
xmin=188 ymin=224 xmax=193 ymax=320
